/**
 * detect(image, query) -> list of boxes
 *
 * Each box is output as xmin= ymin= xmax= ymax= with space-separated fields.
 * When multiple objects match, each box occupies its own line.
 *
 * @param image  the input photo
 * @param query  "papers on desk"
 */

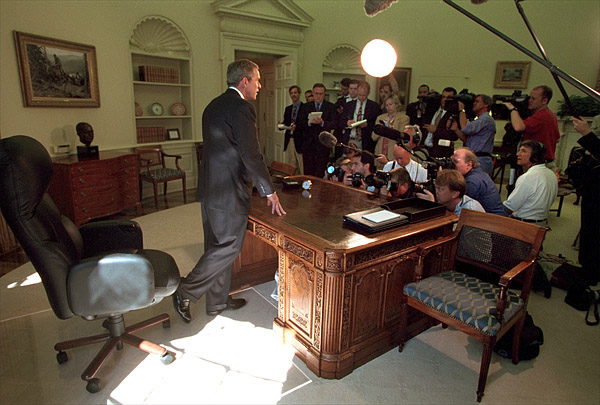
xmin=346 ymin=119 xmax=367 ymax=129
xmin=362 ymin=209 xmax=402 ymax=223
xmin=308 ymin=111 xmax=322 ymax=124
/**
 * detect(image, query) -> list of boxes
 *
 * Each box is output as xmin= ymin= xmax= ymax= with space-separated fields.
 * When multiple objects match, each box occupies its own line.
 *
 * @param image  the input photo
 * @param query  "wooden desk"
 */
xmin=49 ymin=152 xmax=141 ymax=226
xmin=239 ymin=176 xmax=457 ymax=379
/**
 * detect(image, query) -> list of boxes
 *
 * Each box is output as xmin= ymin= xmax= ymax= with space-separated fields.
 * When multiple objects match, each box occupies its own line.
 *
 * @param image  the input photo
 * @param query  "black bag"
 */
xmin=494 ymin=313 xmax=543 ymax=361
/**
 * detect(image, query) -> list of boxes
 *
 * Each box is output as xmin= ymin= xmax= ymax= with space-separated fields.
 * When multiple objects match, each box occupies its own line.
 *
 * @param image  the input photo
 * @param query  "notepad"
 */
xmin=362 ymin=210 xmax=402 ymax=223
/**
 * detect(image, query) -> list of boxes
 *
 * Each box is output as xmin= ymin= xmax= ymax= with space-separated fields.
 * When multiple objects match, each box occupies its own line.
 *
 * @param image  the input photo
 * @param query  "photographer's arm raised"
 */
xmin=503 ymin=102 xmax=526 ymax=132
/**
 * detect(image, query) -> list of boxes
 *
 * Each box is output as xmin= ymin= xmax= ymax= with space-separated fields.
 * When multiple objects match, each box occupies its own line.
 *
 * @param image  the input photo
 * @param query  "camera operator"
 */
xmin=450 ymin=94 xmax=496 ymax=175
xmin=406 ymin=84 xmax=430 ymax=128
xmin=382 ymin=142 xmax=428 ymax=183
xmin=387 ymin=167 xmax=417 ymax=199
xmin=417 ymin=169 xmax=485 ymax=217
xmin=451 ymin=148 xmax=507 ymax=216
xmin=503 ymin=85 xmax=560 ymax=170
xmin=571 ymin=115 xmax=600 ymax=286
xmin=423 ymin=87 xmax=467 ymax=158
xmin=343 ymin=151 xmax=380 ymax=193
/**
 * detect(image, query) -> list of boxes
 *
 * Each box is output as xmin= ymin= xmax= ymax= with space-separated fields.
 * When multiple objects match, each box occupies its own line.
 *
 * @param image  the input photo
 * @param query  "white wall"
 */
xmin=1 ymin=0 xmax=598 ymax=152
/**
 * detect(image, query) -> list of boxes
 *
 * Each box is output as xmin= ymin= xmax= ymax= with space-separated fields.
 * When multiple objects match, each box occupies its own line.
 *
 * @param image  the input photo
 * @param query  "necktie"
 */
xmin=316 ymin=102 xmax=321 ymax=111
xmin=291 ymin=105 xmax=297 ymax=133
xmin=356 ymin=102 xmax=364 ymax=137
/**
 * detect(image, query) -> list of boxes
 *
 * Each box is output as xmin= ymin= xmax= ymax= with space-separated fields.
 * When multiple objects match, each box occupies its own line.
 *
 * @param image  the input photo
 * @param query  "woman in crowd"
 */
xmin=372 ymin=94 xmax=409 ymax=169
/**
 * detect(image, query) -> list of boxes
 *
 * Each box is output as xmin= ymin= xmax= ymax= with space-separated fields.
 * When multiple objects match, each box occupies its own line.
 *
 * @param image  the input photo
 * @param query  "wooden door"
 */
xmin=274 ymin=55 xmax=296 ymax=164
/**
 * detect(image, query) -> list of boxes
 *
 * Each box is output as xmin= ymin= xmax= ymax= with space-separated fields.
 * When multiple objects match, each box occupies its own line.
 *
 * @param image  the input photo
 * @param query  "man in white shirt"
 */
xmin=503 ymin=140 xmax=558 ymax=226
xmin=382 ymin=143 xmax=428 ymax=183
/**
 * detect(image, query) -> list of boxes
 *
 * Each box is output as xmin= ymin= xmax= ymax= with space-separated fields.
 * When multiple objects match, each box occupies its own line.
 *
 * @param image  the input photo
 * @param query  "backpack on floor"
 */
xmin=494 ymin=313 xmax=543 ymax=361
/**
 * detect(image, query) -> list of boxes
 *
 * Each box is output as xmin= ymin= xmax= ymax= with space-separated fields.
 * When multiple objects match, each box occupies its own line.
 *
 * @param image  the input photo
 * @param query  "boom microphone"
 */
xmin=373 ymin=124 xmax=414 ymax=154
xmin=364 ymin=0 xmax=487 ymax=16
xmin=318 ymin=131 xmax=362 ymax=153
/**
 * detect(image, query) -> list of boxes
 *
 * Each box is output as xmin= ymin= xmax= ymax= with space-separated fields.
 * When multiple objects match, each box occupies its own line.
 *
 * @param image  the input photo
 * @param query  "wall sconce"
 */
xmin=360 ymin=39 xmax=397 ymax=77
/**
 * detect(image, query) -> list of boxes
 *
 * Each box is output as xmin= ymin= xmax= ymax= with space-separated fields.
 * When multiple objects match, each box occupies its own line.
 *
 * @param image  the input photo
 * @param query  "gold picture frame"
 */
xmin=13 ymin=31 xmax=100 ymax=107
xmin=494 ymin=61 xmax=531 ymax=89
xmin=167 ymin=128 xmax=181 ymax=141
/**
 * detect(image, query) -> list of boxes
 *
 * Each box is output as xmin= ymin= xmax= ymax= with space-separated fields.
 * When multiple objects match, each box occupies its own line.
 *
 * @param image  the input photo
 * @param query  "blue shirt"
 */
xmin=464 ymin=167 xmax=508 ymax=216
xmin=462 ymin=112 xmax=495 ymax=155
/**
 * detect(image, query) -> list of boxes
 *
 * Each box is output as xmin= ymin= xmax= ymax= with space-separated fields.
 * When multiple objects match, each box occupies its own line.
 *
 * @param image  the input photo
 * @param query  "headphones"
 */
xmin=524 ymin=140 xmax=546 ymax=164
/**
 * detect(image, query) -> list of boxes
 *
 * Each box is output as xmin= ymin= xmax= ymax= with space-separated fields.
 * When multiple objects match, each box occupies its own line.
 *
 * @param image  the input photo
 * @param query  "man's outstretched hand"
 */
xmin=267 ymin=192 xmax=286 ymax=216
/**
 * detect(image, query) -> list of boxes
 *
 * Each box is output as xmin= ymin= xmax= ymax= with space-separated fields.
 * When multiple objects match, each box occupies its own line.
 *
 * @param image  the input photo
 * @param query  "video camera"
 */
xmin=491 ymin=90 xmax=531 ymax=120
xmin=326 ymin=164 xmax=346 ymax=180
xmin=350 ymin=172 xmax=388 ymax=190
xmin=421 ymin=157 xmax=455 ymax=181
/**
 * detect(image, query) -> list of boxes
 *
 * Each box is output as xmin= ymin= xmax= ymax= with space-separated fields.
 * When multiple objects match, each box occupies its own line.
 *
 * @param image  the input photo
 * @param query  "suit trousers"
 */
xmin=178 ymin=204 xmax=248 ymax=311
xmin=285 ymin=139 xmax=304 ymax=174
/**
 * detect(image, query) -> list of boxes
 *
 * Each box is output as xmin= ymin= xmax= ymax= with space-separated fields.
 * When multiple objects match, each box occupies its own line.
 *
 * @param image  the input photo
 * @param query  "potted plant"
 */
xmin=556 ymin=95 xmax=600 ymax=118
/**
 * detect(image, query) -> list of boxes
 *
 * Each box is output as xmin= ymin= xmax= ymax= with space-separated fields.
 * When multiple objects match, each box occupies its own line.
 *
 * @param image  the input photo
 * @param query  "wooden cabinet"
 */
xmin=48 ymin=152 xmax=141 ymax=226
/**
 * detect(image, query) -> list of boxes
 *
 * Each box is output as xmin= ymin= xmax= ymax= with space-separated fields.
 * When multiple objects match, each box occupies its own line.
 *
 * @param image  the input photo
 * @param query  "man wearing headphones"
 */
xmin=503 ymin=140 xmax=557 ymax=226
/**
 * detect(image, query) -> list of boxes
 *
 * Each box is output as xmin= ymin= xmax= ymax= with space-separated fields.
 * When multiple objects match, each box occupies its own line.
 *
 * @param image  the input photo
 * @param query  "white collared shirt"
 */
xmin=503 ymin=164 xmax=558 ymax=220
xmin=229 ymin=86 xmax=244 ymax=99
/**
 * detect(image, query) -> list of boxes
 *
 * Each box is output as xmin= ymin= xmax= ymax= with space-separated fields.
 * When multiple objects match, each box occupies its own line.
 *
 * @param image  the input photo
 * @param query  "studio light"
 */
xmin=361 ymin=39 xmax=397 ymax=78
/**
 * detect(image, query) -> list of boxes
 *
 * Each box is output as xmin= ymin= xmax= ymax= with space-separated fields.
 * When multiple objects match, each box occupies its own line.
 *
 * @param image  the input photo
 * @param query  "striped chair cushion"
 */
xmin=141 ymin=168 xmax=184 ymax=181
xmin=404 ymin=271 xmax=524 ymax=336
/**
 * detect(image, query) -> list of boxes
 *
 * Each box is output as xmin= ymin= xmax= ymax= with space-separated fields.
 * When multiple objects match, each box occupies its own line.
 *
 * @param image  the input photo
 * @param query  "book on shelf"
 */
xmin=138 ymin=65 xmax=180 ymax=84
xmin=136 ymin=126 xmax=165 ymax=143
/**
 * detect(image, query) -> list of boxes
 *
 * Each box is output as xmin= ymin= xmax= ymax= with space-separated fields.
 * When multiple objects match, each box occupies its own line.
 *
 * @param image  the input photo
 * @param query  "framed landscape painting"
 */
xmin=14 ymin=31 xmax=100 ymax=107
xmin=494 ymin=61 xmax=531 ymax=89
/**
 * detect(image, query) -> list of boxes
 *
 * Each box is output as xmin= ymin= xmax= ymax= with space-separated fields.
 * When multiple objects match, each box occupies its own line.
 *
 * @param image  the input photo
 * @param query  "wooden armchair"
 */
xmin=135 ymin=145 xmax=186 ymax=208
xmin=399 ymin=209 xmax=547 ymax=402
xmin=269 ymin=160 xmax=297 ymax=176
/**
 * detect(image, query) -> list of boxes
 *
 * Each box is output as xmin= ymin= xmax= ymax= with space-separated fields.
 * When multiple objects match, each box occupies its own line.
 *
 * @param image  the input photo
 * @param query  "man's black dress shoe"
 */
xmin=206 ymin=296 xmax=247 ymax=316
xmin=172 ymin=291 xmax=191 ymax=323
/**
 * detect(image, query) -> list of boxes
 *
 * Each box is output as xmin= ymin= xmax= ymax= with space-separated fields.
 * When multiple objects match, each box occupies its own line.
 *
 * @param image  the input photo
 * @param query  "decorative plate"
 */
xmin=135 ymin=102 xmax=143 ymax=116
xmin=151 ymin=102 xmax=163 ymax=116
xmin=171 ymin=102 xmax=186 ymax=116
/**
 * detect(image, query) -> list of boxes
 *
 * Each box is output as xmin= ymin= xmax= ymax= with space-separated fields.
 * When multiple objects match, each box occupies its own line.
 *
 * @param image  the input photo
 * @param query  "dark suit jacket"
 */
xmin=430 ymin=111 xmax=458 ymax=158
xmin=339 ymin=99 xmax=381 ymax=152
xmin=283 ymin=102 xmax=303 ymax=153
xmin=197 ymin=88 xmax=274 ymax=215
xmin=296 ymin=100 xmax=337 ymax=154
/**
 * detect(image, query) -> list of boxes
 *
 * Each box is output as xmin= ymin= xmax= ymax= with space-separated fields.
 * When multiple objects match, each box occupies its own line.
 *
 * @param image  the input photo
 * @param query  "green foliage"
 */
xmin=556 ymin=95 xmax=600 ymax=118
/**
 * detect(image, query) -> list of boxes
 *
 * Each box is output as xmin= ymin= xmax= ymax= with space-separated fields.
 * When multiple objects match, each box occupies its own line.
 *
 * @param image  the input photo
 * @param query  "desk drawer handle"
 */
xmin=124 ymin=169 xmax=129 ymax=174
xmin=125 ymin=181 xmax=130 ymax=185
xmin=79 ymin=178 xmax=85 ymax=183
xmin=124 ymin=159 xmax=129 ymax=164
xmin=80 ymin=192 xmax=86 ymax=197
xmin=78 ymin=167 xmax=84 ymax=172
xmin=82 ymin=208 xmax=88 ymax=213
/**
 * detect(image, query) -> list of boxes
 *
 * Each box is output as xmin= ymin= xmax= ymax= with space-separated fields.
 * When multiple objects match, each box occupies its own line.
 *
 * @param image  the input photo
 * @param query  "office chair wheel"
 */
xmin=160 ymin=351 xmax=176 ymax=365
xmin=86 ymin=378 xmax=101 ymax=393
xmin=56 ymin=351 xmax=68 ymax=364
xmin=162 ymin=319 xmax=170 ymax=328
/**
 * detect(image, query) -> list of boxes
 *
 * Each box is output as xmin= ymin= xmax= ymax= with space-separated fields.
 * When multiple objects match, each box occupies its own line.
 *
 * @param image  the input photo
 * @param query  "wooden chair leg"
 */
xmin=163 ymin=182 xmax=168 ymax=197
xmin=182 ymin=178 xmax=186 ymax=203
xmin=399 ymin=300 xmax=408 ymax=352
xmin=152 ymin=183 xmax=159 ymax=208
xmin=511 ymin=315 xmax=526 ymax=365
xmin=477 ymin=340 xmax=494 ymax=402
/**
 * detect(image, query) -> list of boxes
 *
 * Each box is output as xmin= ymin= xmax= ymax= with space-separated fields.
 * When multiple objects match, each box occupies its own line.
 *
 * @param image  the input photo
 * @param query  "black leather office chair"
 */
xmin=0 ymin=136 xmax=181 ymax=393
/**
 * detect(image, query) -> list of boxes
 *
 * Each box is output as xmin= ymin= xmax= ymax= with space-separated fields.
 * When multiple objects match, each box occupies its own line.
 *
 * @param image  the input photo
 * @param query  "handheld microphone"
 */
xmin=318 ymin=131 xmax=363 ymax=153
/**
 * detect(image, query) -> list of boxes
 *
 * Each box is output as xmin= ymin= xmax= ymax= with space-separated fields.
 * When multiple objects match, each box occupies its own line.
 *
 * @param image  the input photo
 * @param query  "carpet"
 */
xmin=2 ymin=203 xmax=599 ymax=404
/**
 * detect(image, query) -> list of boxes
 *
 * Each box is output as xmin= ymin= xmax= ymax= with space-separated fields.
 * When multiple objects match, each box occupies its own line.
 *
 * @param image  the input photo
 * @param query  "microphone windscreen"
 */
xmin=373 ymin=124 xmax=406 ymax=142
xmin=364 ymin=0 xmax=398 ymax=16
xmin=319 ymin=131 xmax=338 ymax=148
xmin=471 ymin=0 xmax=489 ymax=3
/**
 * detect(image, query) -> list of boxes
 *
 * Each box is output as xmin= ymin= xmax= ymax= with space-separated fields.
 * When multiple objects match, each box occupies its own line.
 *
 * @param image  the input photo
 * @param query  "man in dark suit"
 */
xmin=282 ymin=85 xmax=303 ymax=173
xmin=172 ymin=59 xmax=286 ymax=323
xmin=296 ymin=83 xmax=337 ymax=177
xmin=339 ymin=81 xmax=381 ymax=153
xmin=406 ymin=84 xmax=430 ymax=128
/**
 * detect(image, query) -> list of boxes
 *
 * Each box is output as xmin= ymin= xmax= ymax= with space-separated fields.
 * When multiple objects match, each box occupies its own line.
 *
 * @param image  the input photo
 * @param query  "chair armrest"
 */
xmin=414 ymin=233 xmax=458 ymax=280
xmin=79 ymin=220 xmax=143 ymax=258
xmin=139 ymin=158 xmax=155 ymax=176
xmin=68 ymin=253 xmax=154 ymax=316
xmin=494 ymin=254 xmax=537 ymax=322
xmin=162 ymin=152 xmax=183 ymax=171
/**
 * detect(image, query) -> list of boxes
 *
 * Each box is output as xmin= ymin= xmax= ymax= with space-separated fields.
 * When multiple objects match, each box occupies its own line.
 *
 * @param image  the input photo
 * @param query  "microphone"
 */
xmin=364 ymin=0 xmax=487 ymax=16
xmin=318 ymin=131 xmax=363 ymax=153
xmin=373 ymin=124 xmax=414 ymax=154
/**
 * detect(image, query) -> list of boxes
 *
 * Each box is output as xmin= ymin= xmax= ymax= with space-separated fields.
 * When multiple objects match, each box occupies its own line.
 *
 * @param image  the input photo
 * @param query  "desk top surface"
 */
xmin=250 ymin=176 xmax=457 ymax=252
